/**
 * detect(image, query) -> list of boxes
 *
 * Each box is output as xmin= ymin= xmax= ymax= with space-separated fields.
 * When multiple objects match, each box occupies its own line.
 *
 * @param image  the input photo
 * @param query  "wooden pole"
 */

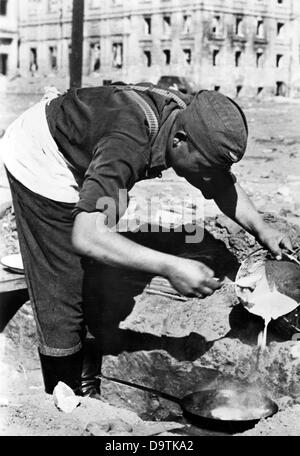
xmin=70 ymin=0 xmax=85 ymax=89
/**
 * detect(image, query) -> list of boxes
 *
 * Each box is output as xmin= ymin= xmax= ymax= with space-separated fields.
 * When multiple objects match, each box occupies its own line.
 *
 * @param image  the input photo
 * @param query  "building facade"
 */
xmin=15 ymin=0 xmax=300 ymax=96
xmin=0 ymin=0 xmax=19 ymax=77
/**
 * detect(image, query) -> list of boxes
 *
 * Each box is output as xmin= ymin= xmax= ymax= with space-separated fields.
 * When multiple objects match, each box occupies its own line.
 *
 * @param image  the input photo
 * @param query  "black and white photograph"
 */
xmin=0 ymin=0 xmax=300 ymax=440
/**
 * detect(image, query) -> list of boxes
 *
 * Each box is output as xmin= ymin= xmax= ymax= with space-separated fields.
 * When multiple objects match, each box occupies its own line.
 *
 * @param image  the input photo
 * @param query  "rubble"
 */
xmin=290 ymin=343 xmax=300 ymax=360
xmin=276 ymin=186 xmax=292 ymax=199
xmin=2 ymin=393 xmax=185 ymax=436
xmin=53 ymin=382 xmax=81 ymax=414
xmin=215 ymin=214 xmax=242 ymax=236
xmin=238 ymin=405 xmax=300 ymax=436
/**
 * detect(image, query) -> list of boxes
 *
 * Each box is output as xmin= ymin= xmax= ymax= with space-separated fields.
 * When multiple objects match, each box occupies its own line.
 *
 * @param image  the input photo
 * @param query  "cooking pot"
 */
xmin=235 ymin=248 xmax=300 ymax=338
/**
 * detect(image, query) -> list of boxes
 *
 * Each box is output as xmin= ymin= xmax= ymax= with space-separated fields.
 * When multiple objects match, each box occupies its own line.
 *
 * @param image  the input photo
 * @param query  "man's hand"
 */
xmin=212 ymin=181 xmax=293 ymax=260
xmin=165 ymin=257 xmax=222 ymax=298
xmin=73 ymin=212 xmax=222 ymax=298
xmin=256 ymin=224 xmax=293 ymax=259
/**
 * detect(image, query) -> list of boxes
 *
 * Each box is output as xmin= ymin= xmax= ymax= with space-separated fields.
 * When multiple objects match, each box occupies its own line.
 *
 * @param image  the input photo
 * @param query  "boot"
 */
xmin=81 ymin=337 xmax=102 ymax=399
xmin=39 ymin=350 xmax=83 ymax=395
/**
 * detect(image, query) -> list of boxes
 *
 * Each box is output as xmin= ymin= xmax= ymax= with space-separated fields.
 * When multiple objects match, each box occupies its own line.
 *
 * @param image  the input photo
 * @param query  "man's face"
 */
xmin=168 ymin=134 xmax=225 ymax=181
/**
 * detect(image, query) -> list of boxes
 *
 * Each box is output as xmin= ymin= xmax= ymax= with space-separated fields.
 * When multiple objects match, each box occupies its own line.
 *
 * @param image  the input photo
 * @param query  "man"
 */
xmin=1 ymin=83 xmax=292 ymax=397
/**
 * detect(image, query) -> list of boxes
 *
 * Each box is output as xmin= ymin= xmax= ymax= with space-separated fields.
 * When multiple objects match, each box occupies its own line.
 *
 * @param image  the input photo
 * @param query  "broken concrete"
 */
xmin=94 ymin=215 xmax=300 ymax=431
xmin=2 ymin=211 xmax=300 ymax=435
xmin=0 ymin=393 xmax=185 ymax=436
xmin=238 ymin=405 xmax=300 ymax=436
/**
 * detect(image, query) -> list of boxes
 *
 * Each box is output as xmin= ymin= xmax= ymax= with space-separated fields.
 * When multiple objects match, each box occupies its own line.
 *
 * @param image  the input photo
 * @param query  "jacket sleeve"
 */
xmin=73 ymin=136 xmax=148 ymax=222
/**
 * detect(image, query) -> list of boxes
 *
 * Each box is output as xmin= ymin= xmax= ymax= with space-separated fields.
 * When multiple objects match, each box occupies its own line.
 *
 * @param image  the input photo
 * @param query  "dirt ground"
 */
xmin=0 ymin=95 xmax=300 ymax=436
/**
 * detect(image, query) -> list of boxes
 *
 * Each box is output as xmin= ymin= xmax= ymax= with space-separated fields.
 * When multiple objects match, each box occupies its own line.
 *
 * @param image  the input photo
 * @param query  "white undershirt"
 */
xmin=1 ymin=94 xmax=79 ymax=203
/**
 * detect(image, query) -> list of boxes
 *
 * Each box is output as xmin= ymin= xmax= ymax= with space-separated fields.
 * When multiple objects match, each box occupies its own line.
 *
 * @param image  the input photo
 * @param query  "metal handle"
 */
xmin=98 ymin=373 xmax=182 ymax=405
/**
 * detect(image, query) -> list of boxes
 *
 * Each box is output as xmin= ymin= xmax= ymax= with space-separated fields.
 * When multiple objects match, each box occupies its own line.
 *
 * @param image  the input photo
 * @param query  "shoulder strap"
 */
xmin=125 ymin=89 xmax=159 ymax=145
xmin=129 ymin=85 xmax=187 ymax=110
xmin=113 ymin=84 xmax=187 ymax=145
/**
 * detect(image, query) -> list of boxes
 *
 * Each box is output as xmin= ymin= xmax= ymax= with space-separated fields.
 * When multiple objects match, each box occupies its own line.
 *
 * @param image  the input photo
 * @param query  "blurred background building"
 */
xmin=0 ymin=0 xmax=18 ymax=77
xmin=2 ymin=0 xmax=300 ymax=96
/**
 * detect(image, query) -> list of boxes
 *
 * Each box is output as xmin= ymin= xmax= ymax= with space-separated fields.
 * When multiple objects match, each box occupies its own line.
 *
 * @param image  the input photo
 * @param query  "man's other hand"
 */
xmin=165 ymin=258 xmax=222 ymax=298
xmin=257 ymin=224 xmax=293 ymax=260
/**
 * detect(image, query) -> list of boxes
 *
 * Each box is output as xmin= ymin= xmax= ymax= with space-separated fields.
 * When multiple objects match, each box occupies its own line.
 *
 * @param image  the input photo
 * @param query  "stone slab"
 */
xmin=0 ymin=263 xmax=26 ymax=293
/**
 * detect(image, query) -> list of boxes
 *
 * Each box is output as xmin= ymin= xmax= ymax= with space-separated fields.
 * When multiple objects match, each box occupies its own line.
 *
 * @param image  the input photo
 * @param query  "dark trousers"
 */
xmin=7 ymin=171 xmax=86 ymax=357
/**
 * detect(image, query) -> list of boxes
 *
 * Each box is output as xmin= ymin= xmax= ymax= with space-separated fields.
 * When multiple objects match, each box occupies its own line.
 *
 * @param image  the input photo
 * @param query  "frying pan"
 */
xmin=99 ymin=372 xmax=278 ymax=434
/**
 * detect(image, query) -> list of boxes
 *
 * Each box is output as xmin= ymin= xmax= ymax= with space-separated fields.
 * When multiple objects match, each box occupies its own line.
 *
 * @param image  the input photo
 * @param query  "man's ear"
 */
xmin=173 ymin=130 xmax=187 ymax=147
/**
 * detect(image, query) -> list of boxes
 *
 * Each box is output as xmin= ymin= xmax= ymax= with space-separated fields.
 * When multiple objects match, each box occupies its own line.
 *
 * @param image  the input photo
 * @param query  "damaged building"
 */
xmin=15 ymin=0 xmax=300 ymax=96
xmin=0 ymin=0 xmax=19 ymax=78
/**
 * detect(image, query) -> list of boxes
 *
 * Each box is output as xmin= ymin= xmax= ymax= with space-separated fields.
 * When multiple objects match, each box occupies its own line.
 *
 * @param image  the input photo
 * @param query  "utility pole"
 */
xmin=70 ymin=0 xmax=85 ymax=89
xmin=59 ymin=0 xmax=63 ymax=73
